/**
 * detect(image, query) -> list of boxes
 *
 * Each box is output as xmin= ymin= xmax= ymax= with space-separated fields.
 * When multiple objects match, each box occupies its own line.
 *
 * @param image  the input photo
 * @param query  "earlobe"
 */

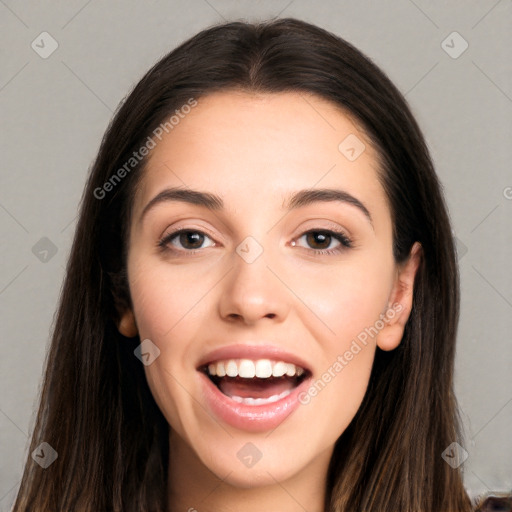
xmin=377 ymin=242 xmax=422 ymax=351
xmin=376 ymin=323 xmax=405 ymax=351
xmin=118 ymin=309 xmax=138 ymax=338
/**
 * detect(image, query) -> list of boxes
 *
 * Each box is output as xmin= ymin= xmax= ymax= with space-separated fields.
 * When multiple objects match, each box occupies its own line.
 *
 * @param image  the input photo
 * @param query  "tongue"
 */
xmin=218 ymin=376 xmax=296 ymax=399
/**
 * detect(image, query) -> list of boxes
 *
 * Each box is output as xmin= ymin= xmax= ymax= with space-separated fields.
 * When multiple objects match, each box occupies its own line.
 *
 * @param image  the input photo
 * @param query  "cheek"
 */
xmin=126 ymin=255 xmax=221 ymax=425
xmin=297 ymin=260 xmax=392 ymax=434
xmin=128 ymin=256 xmax=215 ymax=339
xmin=127 ymin=258 xmax=209 ymax=433
xmin=295 ymin=254 xmax=394 ymax=347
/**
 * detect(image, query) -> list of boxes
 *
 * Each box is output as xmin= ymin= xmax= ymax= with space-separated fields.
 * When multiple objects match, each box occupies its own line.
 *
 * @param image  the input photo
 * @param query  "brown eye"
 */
xmin=305 ymin=232 xmax=333 ymax=250
xmin=178 ymin=231 xmax=205 ymax=249
xmin=294 ymin=230 xmax=352 ymax=254
xmin=159 ymin=229 xmax=215 ymax=252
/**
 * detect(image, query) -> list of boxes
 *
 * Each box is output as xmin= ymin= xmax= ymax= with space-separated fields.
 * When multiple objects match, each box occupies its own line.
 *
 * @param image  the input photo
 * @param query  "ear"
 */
xmin=117 ymin=309 xmax=139 ymax=338
xmin=377 ymin=242 xmax=422 ymax=351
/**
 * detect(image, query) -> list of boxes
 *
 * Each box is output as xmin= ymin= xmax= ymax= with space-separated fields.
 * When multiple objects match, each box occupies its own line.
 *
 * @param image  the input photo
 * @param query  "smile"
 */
xmin=205 ymin=358 xmax=307 ymax=404
xmin=197 ymin=348 xmax=312 ymax=432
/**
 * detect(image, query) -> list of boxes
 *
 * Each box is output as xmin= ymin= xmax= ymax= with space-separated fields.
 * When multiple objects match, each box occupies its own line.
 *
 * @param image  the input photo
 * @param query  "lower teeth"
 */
xmin=228 ymin=389 xmax=291 ymax=405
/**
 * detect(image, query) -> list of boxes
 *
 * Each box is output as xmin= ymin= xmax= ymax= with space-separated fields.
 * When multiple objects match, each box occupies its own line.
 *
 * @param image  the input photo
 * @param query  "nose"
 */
xmin=217 ymin=248 xmax=291 ymax=326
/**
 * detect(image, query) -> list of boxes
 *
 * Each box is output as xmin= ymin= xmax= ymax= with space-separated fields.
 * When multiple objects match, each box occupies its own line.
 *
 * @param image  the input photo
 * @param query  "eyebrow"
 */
xmin=139 ymin=186 xmax=373 ymax=227
xmin=286 ymin=188 xmax=373 ymax=226
xmin=139 ymin=188 xmax=223 ymax=223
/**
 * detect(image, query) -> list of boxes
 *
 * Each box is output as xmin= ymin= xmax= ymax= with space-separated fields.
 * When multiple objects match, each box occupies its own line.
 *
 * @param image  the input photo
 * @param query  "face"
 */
xmin=120 ymin=91 xmax=417 ymax=489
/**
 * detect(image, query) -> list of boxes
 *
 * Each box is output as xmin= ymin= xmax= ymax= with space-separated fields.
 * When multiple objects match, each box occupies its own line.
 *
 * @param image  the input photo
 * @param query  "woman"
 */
xmin=13 ymin=18 xmax=472 ymax=511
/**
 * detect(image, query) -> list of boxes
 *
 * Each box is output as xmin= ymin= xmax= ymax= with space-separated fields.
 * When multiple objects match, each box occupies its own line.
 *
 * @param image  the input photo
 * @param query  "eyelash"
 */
xmin=157 ymin=228 xmax=353 ymax=256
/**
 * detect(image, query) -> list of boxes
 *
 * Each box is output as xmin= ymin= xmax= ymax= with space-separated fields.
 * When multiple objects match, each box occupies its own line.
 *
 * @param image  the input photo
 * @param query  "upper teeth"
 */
xmin=207 ymin=359 xmax=305 ymax=379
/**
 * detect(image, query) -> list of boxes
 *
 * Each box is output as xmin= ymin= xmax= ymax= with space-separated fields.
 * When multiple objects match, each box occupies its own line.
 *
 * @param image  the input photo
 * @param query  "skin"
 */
xmin=118 ymin=91 xmax=421 ymax=512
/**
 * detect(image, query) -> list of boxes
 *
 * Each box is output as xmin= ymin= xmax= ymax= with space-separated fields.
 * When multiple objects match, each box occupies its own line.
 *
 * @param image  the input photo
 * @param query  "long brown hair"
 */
xmin=13 ymin=18 xmax=472 ymax=511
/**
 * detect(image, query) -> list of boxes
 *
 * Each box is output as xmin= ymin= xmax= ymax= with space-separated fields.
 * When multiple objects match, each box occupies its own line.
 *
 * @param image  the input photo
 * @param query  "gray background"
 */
xmin=1 ymin=0 xmax=511 ymax=508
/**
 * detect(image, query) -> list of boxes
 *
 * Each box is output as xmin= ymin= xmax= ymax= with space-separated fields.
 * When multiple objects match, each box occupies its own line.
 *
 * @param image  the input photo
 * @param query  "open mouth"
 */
xmin=200 ymin=358 xmax=310 ymax=406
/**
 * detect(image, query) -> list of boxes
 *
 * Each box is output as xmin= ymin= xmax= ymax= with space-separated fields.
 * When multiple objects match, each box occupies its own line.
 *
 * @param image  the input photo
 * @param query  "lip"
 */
xmin=196 ymin=344 xmax=313 ymax=432
xmin=198 ymin=370 xmax=312 ymax=432
xmin=196 ymin=343 xmax=312 ymax=371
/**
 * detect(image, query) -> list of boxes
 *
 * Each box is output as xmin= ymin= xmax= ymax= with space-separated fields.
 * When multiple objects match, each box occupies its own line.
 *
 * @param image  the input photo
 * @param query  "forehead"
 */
xmin=133 ymin=90 xmax=387 ymax=217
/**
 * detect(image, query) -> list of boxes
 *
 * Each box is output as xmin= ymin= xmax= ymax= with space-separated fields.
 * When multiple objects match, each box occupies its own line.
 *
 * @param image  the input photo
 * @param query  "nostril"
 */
xmin=226 ymin=312 xmax=277 ymax=321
